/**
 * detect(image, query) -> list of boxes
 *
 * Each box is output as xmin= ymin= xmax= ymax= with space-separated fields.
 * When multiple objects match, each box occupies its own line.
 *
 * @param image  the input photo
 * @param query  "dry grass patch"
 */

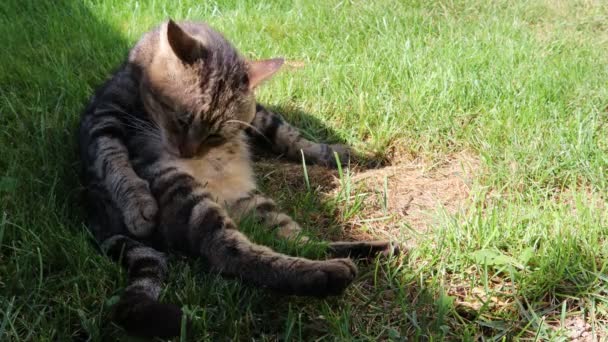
xmin=528 ymin=0 xmax=608 ymax=47
xmin=255 ymin=151 xmax=480 ymax=246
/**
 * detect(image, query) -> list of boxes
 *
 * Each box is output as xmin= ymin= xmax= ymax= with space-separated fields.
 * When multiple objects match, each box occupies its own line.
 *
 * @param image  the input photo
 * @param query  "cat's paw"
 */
xmin=380 ymin=241 xmax=402 ymax=257
xmin=317 ymin=144 xmax=352 ymax=168
xmin=320 ymin=144 xmax=386 ymax=169
xmin=124 ymin=182 xmax=158 ymax=237
xmin=275 ymin=219 xmax=309 ymax=242
xmin=328 ymin=240 xmax=402 ymax=259
xmin=291 ymin=258 xmax=357 ymax=297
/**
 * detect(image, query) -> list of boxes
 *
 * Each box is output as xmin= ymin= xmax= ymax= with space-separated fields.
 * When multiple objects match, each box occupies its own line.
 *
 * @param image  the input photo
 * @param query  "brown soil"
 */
xmin=255 ymin=151 xmax=480 ymax=245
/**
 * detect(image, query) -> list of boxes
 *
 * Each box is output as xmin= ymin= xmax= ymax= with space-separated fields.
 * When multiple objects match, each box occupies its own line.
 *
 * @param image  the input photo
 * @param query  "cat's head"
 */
xmin=140 ymin=20 xmax=283 ymax=158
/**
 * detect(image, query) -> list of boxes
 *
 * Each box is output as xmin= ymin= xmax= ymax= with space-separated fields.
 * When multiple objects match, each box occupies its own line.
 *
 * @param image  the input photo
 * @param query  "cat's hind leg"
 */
xmin=228 ymin=190 xmax=304 ymax=240
xmin=101 ymin=235 xmax=182 ymax=338
xmin=151 ymin=171 xmax=357 ymax=296
xmin=206 ymin=226 xmax=357 ymax=297
xmin=228 ymin=191 xmax=400 ymax=258
xmin=80 ymin=107 xmax=158 ymax=238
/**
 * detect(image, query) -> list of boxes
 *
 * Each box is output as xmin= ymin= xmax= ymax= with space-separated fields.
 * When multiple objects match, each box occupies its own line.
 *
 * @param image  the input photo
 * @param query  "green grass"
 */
xmin=1 ymin=0 xmax=608 ymax=340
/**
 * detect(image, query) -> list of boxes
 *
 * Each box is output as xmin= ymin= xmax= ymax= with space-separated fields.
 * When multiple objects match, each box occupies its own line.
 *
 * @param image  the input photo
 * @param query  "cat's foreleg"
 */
xmin=81 ymin=112 xmax=157 ymax=237
xmin=246 ymin=104 xmax=351 ymax=168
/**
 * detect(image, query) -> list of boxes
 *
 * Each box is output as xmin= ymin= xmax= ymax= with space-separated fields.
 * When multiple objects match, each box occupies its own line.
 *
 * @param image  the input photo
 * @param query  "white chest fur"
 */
xmin=176 ymin=133 xmax=256 ymax=207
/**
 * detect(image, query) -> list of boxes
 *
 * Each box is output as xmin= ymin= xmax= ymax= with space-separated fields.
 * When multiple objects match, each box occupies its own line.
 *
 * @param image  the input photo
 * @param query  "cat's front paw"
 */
xmin=124 ymin=182 xmax=158 ymax=237
xmin=318 ymin=144 xmax=352 ymax=168
xmin=320 ymin=144 xmax=385 ymax=169
xmin=291 ymin=258 xmax=357 ymax=297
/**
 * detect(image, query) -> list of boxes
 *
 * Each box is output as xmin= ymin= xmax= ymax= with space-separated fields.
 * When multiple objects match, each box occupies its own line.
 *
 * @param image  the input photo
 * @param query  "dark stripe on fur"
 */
xmin=151 ymin=166 xmax=180 ymax=180
xmin=159 ymin=183 xmax=201 ymax=207
xmin=256 ymin=201 xmax=277 ymax=214
xmin=89 ymin=125 xmax=125 ymax=141
xmin=104 ymin=236 xmax=139 ymax=266
xmin=264 ymin=114 xmax=283 ymax=143
xmin=128 ymin=257 xmax=165 ymax=279
xmin=187 ymin=208 xmax=226 ymax=252
xmin=151 ymin=173 xmax=196 ymax=195
xmin=174 ymin=194 xmax=212 ymax=224
xmin=233 ymin=194 xmax=253 ymax=206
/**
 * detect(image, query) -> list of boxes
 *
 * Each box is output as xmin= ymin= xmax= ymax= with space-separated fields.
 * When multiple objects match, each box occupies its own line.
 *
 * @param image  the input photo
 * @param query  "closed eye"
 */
xmin=176 ymin=116 xmax=190 ymax=128
xmin=152 ymin=94 xmax=175 ymax=112
xmin=205 ymin=133 xmax=225 ymax=145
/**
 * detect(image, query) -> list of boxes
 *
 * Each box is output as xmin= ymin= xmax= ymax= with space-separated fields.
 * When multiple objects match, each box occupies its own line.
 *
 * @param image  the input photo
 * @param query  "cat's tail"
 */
xmin=102 ymin=235 xmax=183 ymax=338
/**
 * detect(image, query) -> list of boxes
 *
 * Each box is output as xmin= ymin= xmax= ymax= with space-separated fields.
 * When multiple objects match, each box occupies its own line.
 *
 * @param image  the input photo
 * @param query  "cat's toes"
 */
xmin=275 ymin=221 xmax=309 ymax=242
xmin=323 ymin=144 xmax=388 ymax=169
xmin=292 ymin=258 xmax=357 ymax=297
xmin=124 ymin=185 xmax=158 ymax=237
xmin=328 ymin=240 xmax=401 ymax=259
xmin=361 ymin=240 xmax=402 ymax=258
xmin=381 ymin=241 xmax=401 ymax=257
xmin=319 ymin=144 xmax=352 ymax=168
xmin=321 ymin=258 xmax=358 ymax=296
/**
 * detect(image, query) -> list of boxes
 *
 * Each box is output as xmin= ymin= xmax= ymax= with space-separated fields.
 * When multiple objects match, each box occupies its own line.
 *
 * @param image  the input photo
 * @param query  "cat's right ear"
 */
xmin=166 ymin=19 xmax=206 ymax=64
xmin=247 ymin=58 xmax=284 ymax=89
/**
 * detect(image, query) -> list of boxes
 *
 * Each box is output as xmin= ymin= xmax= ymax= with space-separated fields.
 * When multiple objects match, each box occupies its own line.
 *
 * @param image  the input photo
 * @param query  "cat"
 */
xmin=78 ymin=19 xmax=397 ymax=338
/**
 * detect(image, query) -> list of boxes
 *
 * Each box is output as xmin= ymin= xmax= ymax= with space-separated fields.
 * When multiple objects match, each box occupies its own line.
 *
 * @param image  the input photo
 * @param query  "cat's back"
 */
xmin=78 ymin=24 xmax=161 ymax=164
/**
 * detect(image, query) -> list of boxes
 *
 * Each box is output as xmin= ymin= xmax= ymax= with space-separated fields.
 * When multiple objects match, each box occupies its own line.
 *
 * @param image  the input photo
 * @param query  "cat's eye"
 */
xmin=205 ymin=133 xmax=225 ymax=145
xmin=176 ymin=116 xmax=190 ymax=129
xmin=154 ymin=95 xmax=174 ymax=112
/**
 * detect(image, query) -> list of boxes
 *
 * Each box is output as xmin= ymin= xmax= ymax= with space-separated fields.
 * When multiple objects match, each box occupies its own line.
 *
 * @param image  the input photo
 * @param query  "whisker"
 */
xmin=98 ymin=104 xmax=163 ymax=139
xmin=226 ymin=119 xmax=265 ymax=137
xmin=105 ymin=104 xmax=159 ymax=129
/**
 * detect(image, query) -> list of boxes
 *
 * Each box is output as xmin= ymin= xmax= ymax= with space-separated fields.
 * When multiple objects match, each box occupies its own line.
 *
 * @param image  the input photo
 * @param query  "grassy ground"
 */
xmin=1 ymin=0 xmax=608 ymax=340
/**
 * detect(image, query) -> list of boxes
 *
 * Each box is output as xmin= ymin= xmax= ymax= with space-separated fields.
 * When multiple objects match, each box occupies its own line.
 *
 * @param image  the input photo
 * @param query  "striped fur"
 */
xmin=247 ymin=104 xmax=352 ymax=167
xmin=230 ymin=190 xmax=305 ymax=239
xmin=102 ymin=235 xmax=181 ymax=338
xmin=78 ymin=20 xmax=395 ymax=338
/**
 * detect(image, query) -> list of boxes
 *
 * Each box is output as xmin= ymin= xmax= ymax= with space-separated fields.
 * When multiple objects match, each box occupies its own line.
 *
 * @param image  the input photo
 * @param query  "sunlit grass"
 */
xmin=1 ymin=0 xmax=607 ymax=339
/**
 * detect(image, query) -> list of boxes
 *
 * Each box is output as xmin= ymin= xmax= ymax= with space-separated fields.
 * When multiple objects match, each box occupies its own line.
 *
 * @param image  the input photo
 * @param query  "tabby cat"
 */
xmin=78 ymin=20 xmax=396 ymax=338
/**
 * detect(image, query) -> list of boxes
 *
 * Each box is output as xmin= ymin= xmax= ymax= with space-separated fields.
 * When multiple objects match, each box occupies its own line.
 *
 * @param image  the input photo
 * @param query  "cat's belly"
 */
xmin=177 ymin=141 xmax=256 ymax=207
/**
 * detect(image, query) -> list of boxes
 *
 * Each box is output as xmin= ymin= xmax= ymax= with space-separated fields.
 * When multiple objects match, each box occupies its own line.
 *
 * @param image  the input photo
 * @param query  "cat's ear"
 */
xmin=166 ymin=19 xmax=206 ymax=64
xmin=247 ymin=58 xmax=284 ymax=89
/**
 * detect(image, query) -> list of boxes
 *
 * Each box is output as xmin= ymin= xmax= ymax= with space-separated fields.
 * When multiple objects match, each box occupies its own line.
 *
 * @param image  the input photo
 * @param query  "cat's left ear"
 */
xmin=166 ymin=19 xmax=206 ymax=64
xmin=247 ymin=58 xmax=284 ymax=89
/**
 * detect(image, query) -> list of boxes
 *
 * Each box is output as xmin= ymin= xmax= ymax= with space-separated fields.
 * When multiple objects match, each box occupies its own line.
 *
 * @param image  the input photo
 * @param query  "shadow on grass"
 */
xmin=1 ymin=1 xmax=133 ymax=340
xmin=258 ymin=104 xmax=390 ymax=169
xmin=0 ymin=0 xmax=445 ymax=340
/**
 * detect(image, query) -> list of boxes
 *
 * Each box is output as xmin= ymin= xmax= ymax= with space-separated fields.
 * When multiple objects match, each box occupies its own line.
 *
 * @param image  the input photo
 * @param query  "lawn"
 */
xmin=1 ymin=0 xmax=608 ymax=340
